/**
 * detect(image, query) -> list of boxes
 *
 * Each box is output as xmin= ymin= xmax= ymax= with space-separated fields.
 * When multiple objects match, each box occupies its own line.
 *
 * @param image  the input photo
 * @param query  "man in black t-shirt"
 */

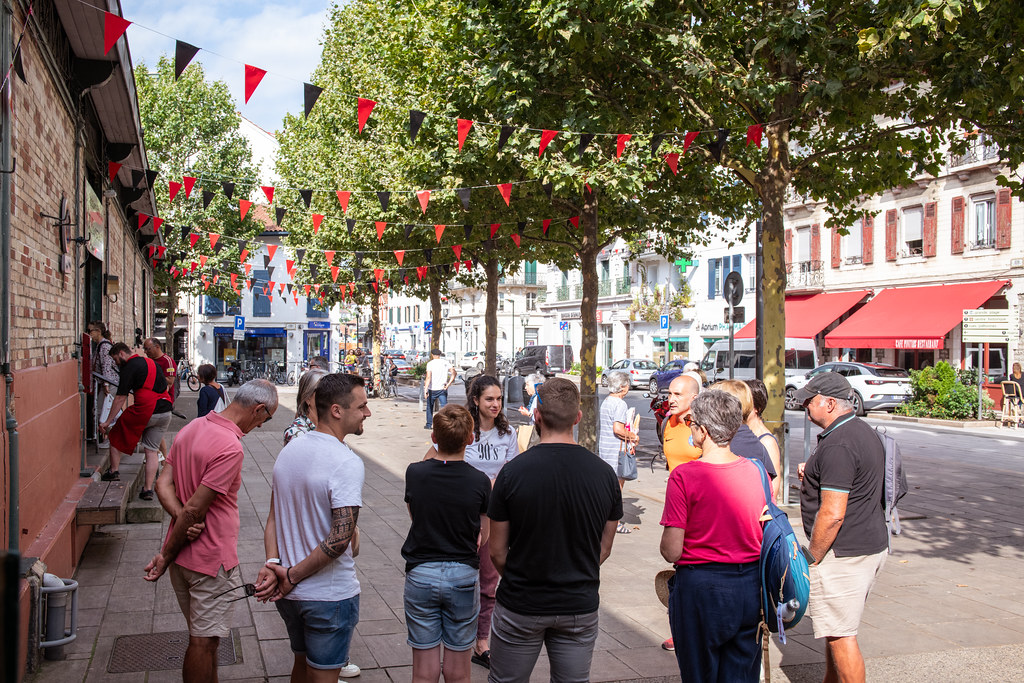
xmin=487 ymin=378 xmax=622 ymax=683
xmin=796 ymin=372 xmax=887 ymax=683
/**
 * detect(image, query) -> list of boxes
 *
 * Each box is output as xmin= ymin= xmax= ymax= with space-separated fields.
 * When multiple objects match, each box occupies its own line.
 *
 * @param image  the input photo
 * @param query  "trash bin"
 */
xmin=505 ymin=375 xmax=525 ymax=407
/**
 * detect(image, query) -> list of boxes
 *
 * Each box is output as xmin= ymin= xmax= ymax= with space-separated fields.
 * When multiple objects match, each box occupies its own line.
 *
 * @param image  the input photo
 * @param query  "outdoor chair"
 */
xmin=1000 ymin=381 xmax=1022 ymax=428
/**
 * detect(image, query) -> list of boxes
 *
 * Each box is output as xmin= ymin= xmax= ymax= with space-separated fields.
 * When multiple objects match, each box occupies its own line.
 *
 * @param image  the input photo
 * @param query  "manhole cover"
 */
xmin=108 ymin=629 xmax=239 ymax=673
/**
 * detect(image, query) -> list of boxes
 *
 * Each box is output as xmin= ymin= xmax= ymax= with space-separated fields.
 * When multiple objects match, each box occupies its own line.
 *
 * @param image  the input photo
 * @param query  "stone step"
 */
xmin=126 ymin=496 xmax=166 ymax=524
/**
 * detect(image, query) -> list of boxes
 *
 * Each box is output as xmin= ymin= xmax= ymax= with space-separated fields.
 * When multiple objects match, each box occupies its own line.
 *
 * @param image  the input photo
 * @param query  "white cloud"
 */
xmin=125 ymin=1 xmax=331 ymax=133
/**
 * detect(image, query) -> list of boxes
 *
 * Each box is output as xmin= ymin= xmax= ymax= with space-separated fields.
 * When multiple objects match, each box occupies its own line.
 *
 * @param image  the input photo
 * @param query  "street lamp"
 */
xmin=520 ymin=311 xmax=529 ymax=354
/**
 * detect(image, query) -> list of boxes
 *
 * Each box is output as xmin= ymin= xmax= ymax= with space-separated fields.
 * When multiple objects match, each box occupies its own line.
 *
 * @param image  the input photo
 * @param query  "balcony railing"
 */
xmin=615 ymin=276 xmax=631 ymax=295
xmin=785 ymin=260 xmax=823 ymax=290
xmin=949 ymin=137 xmax=1000 ymax=168
xmin=556 ymin=285 xmax=569 ymax=301
xmin=498 ymin=272 xmax=541 ymax=286
xmin=573 ymin=284 xmax=584 ymax=299
xmin=598 ymin=279 xmax=611 ymax=297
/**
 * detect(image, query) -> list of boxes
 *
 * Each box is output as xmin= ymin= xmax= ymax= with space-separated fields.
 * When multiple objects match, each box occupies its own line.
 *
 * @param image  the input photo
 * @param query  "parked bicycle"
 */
xmin=177 ymin=359 xmax=201 ymax=392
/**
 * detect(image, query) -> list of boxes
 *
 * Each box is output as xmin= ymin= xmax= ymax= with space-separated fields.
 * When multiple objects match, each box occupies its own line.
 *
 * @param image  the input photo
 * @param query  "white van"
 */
xmin=700 ymin=338 xmax=818 ymax=383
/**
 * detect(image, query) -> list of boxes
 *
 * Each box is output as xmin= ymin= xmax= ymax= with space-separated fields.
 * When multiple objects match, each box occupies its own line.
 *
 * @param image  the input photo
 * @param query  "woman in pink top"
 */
xmin=659 ymin=390 xmax=766 ymax=683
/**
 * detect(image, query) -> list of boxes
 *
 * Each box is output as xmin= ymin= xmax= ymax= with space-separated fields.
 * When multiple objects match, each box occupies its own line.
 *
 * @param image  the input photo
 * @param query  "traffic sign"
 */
xmin=660 ymin=315 xmax=669 ymax=330
xmin=559 ymin=321 xmax=569 ymax=331
xmin=424 ymin=321 xmax=433 ymax=332
xmin=963 ymin=308 xmax=1012 ymax=343
xmin=233 ymin=315 xmax=245 ymax=341
xmin=724 ymin=271 xmax=744 ymax=306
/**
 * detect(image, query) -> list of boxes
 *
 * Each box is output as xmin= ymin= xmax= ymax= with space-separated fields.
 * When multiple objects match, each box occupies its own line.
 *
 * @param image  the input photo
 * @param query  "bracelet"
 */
xmin=265 ymin=558 xmax=281 ymax=565
xmin=286 ymin=566 xmax=296 ymax=585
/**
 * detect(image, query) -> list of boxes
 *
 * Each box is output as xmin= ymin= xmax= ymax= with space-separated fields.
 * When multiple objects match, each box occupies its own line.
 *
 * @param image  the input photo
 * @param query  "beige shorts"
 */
xmin=140 ymin=411 xmax=171 ymax=452
xmin=170 ymin=564 xmax=241 ymax=638
xmin=809 ymin=549 xmax=887 ymax=639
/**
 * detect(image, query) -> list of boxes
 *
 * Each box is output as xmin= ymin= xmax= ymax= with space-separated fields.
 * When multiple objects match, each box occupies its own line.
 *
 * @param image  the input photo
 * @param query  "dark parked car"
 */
xmin=647 ymin=358 xmax=699 ymax=393
xmin=513 ymin=345 xmax=575 ymax=377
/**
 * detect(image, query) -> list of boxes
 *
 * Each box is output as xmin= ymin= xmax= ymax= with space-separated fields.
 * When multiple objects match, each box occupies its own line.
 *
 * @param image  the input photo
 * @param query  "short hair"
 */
xmin=745 ymin=378 xmax=768 ymax=417
xmin=536 ymin=377 xmax=580 ymax=432
xmin=109 ymin=342 xmax=131 ymax=357
xmin=315 ymin=372 xmax=364 ymax=418
xmin=607 ymin=371 xmax=631 ymax=393
xmin=712 ymin=379 xmax=754 ymax=420
xmin=296 ymin=368 xmax=327 ymax=417
xmin=197 ymin=363 xmax=217 ymax=384
xmin=88 ymin=321 xmax=110 ymax=339
xmin=433 ymin=405 xmax=474 ymax=454
xmin=431 ymin=348 xmax=442 ymax=357
xmin=234 ymin=379 xmax=279 ymax=411
xmin=144 ymin=337 xmax=163 ymax=352
xmin=525 ymin=372 xmax=544 ymax=390
xmin=690 ymin=390 xmax=743 ymax=446
xmin=309 ymin=356 xmax=329 ymax=370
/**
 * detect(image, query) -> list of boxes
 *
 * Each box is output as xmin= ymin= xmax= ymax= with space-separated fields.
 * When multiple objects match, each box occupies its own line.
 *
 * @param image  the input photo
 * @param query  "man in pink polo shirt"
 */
xmin=144 ymin=379 xmax=279 ymax=683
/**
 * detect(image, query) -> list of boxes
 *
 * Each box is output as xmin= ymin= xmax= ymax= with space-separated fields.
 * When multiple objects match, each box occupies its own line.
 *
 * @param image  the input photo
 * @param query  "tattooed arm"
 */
xmin=269 ymin=506 xmax=360 ymax=597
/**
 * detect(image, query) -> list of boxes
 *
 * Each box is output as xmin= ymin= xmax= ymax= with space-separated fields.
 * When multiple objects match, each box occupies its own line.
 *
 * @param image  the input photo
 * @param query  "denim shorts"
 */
xmin=276 ymin=595 xmax=360 ymax=670
xmin=404 ymin=561 xmax=480 ymax=651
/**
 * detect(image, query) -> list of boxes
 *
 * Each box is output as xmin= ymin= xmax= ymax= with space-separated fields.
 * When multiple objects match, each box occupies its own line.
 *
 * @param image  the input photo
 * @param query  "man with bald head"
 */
xmin=661 ymin=374 xmax=702 ymax=472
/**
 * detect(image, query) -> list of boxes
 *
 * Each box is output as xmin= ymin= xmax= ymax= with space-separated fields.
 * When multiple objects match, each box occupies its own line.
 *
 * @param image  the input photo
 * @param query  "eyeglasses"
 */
xmin=258 ymin=405 xmax=272 ymax=421
xmin=212 ymin=582 xmax=257 ymax=603
xmin=683 ymin=415 xmax=701 ymax=430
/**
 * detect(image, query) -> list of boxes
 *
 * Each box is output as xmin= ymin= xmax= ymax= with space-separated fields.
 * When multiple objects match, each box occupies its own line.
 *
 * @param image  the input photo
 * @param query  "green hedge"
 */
xmin=894 ymin=361 xmax=993 ymax=420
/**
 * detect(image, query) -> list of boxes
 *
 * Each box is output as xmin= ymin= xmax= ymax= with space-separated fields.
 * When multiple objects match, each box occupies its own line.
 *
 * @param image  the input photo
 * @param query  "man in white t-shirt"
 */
xmin=264 ymin=372 xmax=370 ymax=680
xmin=423 ymin=348 xmax=456 ymax=430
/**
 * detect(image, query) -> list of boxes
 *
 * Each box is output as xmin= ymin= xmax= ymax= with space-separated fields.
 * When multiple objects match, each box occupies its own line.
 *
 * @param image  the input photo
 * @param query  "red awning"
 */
xmin=735 ymin=290 xmax=871 ymax=339
xmin=825 ymin=280 xmax=1009 ymax=349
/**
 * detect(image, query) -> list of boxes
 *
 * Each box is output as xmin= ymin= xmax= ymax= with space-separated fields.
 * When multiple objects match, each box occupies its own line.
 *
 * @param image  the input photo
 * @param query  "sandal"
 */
xmin=471 ymin=650 xmax=490 ymax=669
xmin=616 ymin=522 xmax=633 ymax=534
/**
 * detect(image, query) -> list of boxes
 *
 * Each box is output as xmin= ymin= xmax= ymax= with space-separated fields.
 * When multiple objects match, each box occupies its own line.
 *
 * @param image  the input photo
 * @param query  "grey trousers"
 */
xmin=487 ymin=602 xmax=599 ymax=683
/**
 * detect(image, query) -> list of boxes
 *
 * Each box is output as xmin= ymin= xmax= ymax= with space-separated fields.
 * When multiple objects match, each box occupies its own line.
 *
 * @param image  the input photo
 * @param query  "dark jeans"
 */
xmin=668 ymin=562 xmax=761 ymax=683
xmin=425 ymin=389 xmax=448 ymax=428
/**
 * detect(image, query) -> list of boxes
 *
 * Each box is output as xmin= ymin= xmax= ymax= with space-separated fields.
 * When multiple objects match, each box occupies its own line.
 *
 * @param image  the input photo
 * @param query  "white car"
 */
xmin=601 ymin=359 xmax=659 ymax=389
xmin=786 ymin=362 xmax=912 ymax=415
xmin=460 ymin=351 xmax=486 ymax=371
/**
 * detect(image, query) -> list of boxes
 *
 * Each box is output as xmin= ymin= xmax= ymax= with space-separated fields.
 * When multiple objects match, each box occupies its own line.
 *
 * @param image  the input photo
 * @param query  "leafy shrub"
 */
xmin=895 ymin=361 xmax=993 ymax=420
xmin=411 ymin=362 xmax=427 ymax=379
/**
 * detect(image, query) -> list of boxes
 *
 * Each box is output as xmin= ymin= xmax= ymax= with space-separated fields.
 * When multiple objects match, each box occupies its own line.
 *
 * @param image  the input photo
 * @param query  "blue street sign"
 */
xmin=559 ymin=321 xmax=569 ymax=331
xmin=234 ymin=315 xmax=245 ymax=331
xmin=424 ymin=321 xmax=433 ymax=332
xmin=660 ymin=315 xmax=669 ymax=330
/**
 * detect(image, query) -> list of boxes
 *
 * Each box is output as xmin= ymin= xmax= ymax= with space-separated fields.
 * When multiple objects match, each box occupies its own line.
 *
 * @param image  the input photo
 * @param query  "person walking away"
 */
xmin=712 ymin=380 xmax=777 ymax=480
xmin=196 ymin=364 xmax=228 ymax=418
xmin=795 ymin=372 xmax=888 ymax=683
xmin=598 ymin=372 xmax=638 ymax=533
xmin=88 ymin=321 xmax=117 ymax=449
xmin=403 ymin=405 xmax=491 ymax=683
xmin=661 ymin=374 xmax=702 ymax=472
xmin=744 ymin=378 xmax=783 ymax=500
xmin=143 ymin=379 xmax=280 ymax=683
xmin=99 ymin=343 xmax=173 ymax=501
xmin=283 ymin=368 xmax=328 ymax=445
xmin=263 ymin=373 xmax=370 ymax=682
xmin=659 ymin=390 xmax=767 ymax=682
xmin=517 ymin=373 xmax=543 ymax=449
xmin=487 ymin=378 xmax=622 ymax=683
xmin=424 ymin=348 xmax=456 ymax=430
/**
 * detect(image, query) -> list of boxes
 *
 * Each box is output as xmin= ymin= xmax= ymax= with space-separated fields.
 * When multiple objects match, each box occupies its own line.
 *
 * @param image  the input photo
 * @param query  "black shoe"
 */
xmin=139 ymin=489 xmax=154 ymax=501
xmin=101 ymin=469 xmax=120 ymax=481
xmin=424 ymin=425 xmax=432 ymax=430
xmin=471 ymin=650 xmax=490 ymax=669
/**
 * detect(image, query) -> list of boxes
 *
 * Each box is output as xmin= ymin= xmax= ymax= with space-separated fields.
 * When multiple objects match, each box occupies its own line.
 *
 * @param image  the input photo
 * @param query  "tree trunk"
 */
xmin=164 ymin=277 xmax=177 ymax=359
xmin=429 ymin=276 xmax=442 ymax=351
xmin=578 ymin=191 xmax=600 ymax=452
xmin=484 ymin=258 xmax=499 ymax=376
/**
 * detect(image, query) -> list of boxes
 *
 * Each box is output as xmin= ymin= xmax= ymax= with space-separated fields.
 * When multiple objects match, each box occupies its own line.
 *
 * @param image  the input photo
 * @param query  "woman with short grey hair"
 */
xmin=659 ymin=388 xmax=767 ymax=681
xmin=598 ymin=371 xmax=639 ymax=533
xmin=284 ymin=368 xmax=328 ymax=445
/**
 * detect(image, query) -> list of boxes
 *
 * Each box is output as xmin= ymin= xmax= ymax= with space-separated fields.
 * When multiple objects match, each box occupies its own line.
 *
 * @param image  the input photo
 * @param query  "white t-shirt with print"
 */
xmin=425 ymin=358 xmax=452 ymax=391
xmin=464 ymin=426 xmax=519 ymax=479
xmin=272 ymin=431 xmax=364 ymax=601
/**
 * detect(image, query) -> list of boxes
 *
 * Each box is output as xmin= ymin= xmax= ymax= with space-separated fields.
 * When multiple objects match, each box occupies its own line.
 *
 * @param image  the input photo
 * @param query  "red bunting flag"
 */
xmin=268 ymin=295 xmax=274 ymax=303
xmin=152 ymin=217 xmax=164 ymax=232
xmin=304 ymin=285 xmax=311 ymax=297
xmin=240 ymin=249 xmax=249 ymax=263
xmin=457 ymin=119 xmax=474 ymax=150
xmin=138 ymin=213 xmax=150 ymax=229
xmin=331 ymin=267 xmax=340 ymax=283
xmin=376 ymin=221 xmax=387 ymax=240
xmin=168 ymin=181 xmax=182 ymax=202
xmin=103 ymin=12 xmax=131 ymax=55
xmin=244 ymin=263 xmax=252 ymax=276
xmin=268 ymin=281 xmax=276 ymax=292
xmin=286 ymin=259 xmax=295 ymax=274
xmin=511 ymin=233 xmax=521 ymax=247
xmin=314 ymin=284 xmax=322 ymax=295
xmin=664 ymin=153 xmax=680 ymax=175
xmin=538 ymin=129 xmax=559 ymax=157
xmin=202 ymin=278 xmax=209 ymax=291
xmin=372 ymin=282 xmax=379 ymax=293
xmin=374 ymin=268 xmax=385 ymax=282
xmin=157 ymin=246 xmax=167 ymax=258
xmin=294 ymin=293 xmax=299 ymax=305
xmin=148 ymin=246 xmax=156 ymax=258
xmin=357 ymin=98 xmax=376 ymax=133
xmin=213 ymin=274 xmax=219 ymax=286
xmin=453 ymin=261 xmax=460 ymax=274
xmin=435 ymin=224 xmax=446 ymax=243
xmin=279 ymin=283 xmax=286 ymax=295
xmin=497 ymin=183 xmax=512 ymax=206
xmin=324 ymin=250 xmax=335 ymax=266
xmin=683 ymin=131 xmax=700 ymax=153
xmin=189 ymin=233 xmax=200 ymax=249
xmin=746 ymin=124 xmax=763 ymax=147
xmin=190 ymin=262 xmax=198 ymax=273
xmin=209 ymin=233 xmax=220 ymax=250
xmin=616 ymin=134 xmax=632 ymax=159
xmin=336 ymin=191 xmax=351 ymax=212
xmin=267 ymin=244 xmax=278 ymax=261
xmin=107 ymin=161 xmax=122 ymax=183
xmin=244 ymin=65 xmax=267 ymax=104
xmin=239 ymin=200 xmax=252 ymax=221
xmin=230 ymin=273 xmax=238 ymax=289
xmin=347 ymin=283 xmax=355 ymax=294
xmin=311 ymin=214 xmax=324 ymax=234
xmin=261 ymin=186 xmax=275 ymax=203
xmin=199 ymin=255 xmax=208 ymax=268
xmin=452 ymin=244 xmax=462 ymax=260
xmin=183 ymin=176 xmax=197 ymax=198
xmin=569 ymin=216 xmax=580 ymax=228
xmin=416 ymin=266 xmax=428 ymax=281
xmin=490 ymin=223 xmax=500 ymax=238
xmin=394 ymin=250 xmax=405 ymax=266
xmin=417 ymin=190 xmax=431 ymax=214
xmin=542 ymin=219 xmax=551 ymax=234
xmin=464 ymin=260 xmax=472 ymax=271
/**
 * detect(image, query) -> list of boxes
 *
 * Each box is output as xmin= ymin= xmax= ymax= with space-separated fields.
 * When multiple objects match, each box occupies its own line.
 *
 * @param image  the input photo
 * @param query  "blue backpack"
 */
xmin=752 ymin=460 xmax=810 ymax=641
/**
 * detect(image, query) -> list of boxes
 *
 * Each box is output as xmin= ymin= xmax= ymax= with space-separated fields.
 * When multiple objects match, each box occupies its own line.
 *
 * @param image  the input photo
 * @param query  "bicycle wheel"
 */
xmin=287 ymin=372 xmax=296 ymax=386
xmin=186 ymin=374 xmax=200 ymax=391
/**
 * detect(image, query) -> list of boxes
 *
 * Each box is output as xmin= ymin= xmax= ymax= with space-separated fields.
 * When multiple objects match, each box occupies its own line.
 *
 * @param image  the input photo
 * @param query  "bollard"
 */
xmin=40 ymin=573 xmax=78 ymax=660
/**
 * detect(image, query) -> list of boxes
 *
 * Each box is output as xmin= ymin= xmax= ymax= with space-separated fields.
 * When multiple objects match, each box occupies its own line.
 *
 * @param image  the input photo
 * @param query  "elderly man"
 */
xmin=144 ymin=379 xmax=279 ymax=683
xmin=796 ymin=372 xmax=888 ymax=683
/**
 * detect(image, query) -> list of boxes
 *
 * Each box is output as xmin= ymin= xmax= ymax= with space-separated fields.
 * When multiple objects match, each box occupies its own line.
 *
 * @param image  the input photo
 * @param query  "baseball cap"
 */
xmin=793 ymin=372 xmax=854 ymax=405
xmin=430 ymin=348 xmax=442 ymax=356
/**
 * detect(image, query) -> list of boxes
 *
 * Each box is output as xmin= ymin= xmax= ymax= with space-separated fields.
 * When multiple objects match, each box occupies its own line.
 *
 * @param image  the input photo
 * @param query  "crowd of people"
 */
xmin=90 ymin=322 xmax=890 ymax=683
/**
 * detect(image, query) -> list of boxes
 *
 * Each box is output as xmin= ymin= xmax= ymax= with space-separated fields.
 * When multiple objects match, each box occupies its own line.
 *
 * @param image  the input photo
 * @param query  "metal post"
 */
xmin=728 ymin=303 xmax=735 ymax=379
xmin=978 ymin=362 xmax=984 ymax=419
xmin=755 ymin=217 xmax=764 ymax=380
xmin=802 ymin=409 xmax=812 ymax=505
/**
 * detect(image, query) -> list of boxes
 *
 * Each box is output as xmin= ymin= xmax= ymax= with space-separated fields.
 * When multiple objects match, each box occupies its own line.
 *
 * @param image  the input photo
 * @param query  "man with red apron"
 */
xmin=100 ymin=342 xmax=174 ymax=501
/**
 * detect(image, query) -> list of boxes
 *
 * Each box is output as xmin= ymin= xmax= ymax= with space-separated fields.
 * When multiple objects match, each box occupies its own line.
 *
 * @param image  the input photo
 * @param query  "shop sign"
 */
xmin=85 ymin=186 xmax=105 ymax=261
xmin=559 ymin=310 xmax=582 ymax=320
xmin=308 ymin=321 xmax=330 ymax=329
xmin=697 ymin=322 xmax=743 ymax=334
xmin=893 ymin=339 xmax=942 ymax=349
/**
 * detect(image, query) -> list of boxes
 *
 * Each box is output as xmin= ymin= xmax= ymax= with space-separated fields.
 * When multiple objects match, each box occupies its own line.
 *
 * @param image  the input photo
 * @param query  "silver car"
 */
xmin=600 ymin=359 xmax=659 ymax=389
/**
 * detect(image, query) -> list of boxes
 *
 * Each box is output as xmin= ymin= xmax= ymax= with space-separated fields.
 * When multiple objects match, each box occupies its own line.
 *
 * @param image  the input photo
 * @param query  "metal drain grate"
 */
xmin=108 ymin=629 xmax=240 ymax=673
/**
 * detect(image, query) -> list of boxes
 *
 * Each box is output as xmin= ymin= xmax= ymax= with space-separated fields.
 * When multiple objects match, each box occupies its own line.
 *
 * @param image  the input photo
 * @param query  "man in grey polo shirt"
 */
xmin=796 ymin=372 xmax=888 ymax=683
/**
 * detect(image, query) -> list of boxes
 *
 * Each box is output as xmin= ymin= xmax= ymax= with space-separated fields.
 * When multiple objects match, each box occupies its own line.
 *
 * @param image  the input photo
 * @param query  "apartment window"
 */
xmin=971 ymin=194 xmax=996 ymax=248
xmin=203 ymin=296 xmax=225 ymax=316
xmin=708 ymin=258 xmax=720 ymax=299
xmin=498 ymin=293 xmax=505 ymax=311
xmin=397 ymin=307 xmax=402 ymax=324
xmin=307 ymin=297 xmax=329 ymax=318
xmin=414 ymin=306 xmax=420 ymax=322
xmin=252 ymin=270 xmax=271 ymax=317
xmin=526 ymin=292 xmax=537 ymax=311
xmin=902 ymin=207 xmax=923 ymax=256
xmin=600 ymin=260 xmax=610 ymax=282
xmin=746 ymin=254 xmax=756 ymax=291
xmin=389 ymin=308 xmax=394 ymax=324
xmin=795 ymin=227 xmax=811 ymax=263
xmin=845 ymin=218 xmax=863 ymax=262
xmin=648 ymin=264 xmax=659 ymax=291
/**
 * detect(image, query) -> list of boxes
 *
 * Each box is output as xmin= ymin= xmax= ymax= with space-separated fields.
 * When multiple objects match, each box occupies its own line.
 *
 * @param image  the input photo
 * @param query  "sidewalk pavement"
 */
xmin=30 ymin=388 xmax=1024 ymax=682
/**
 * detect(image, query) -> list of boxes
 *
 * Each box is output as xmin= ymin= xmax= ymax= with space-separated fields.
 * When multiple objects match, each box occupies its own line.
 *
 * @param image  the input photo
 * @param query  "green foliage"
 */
xmin=629 ymin=283 xmax=692 ymax=323
xmin=411 ymin=362 xmax=427 ymax=379
xmin=895 ymin=361 xmax=993 ymax=420
xmin=567 ymin=362 xmax=601 ymax=378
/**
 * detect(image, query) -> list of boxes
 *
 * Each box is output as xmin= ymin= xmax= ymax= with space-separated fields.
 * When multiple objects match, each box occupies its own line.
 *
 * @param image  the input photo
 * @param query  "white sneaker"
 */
xmin=338 ymin=662 xmax=360 ymax=678
xmin=97 ymin=440 xmax=110 ymax=450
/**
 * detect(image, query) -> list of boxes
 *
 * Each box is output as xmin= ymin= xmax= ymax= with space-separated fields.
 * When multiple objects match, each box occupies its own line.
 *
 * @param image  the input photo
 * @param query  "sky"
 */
xmin=123 ymin=0 xmax=333 ymax=133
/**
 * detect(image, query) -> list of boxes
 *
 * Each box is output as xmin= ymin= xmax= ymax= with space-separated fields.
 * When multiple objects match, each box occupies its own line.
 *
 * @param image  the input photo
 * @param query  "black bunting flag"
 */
xmin=464 ymin=224 xmax=472 ymax=240
xmin=310 ymin=264 xmax=319 ymax=281
xmin=424 ymin=248 xmax=432 ymax=264
xmin=346 ymin=219 xmax=355 ymax=235
xmin=299 ymin=189 xmax=313 ymax=209
xmin=275 ymin=207 xmax=286 ymax=225
xmin=542 ymin=181 xmax=553 ymax=201
xmin=517 ymin=221 xmax=526 ymax=236
xmin=457 ymin=188 xmax=471 ymax=211
xmin=651 ymin=134 xmax=667 ymax=157
xmin=709 ymin=128 xmax=729 ymax=163
xmin=180 ymin=225 xmax=190 ymax=241
xmin=222 ymin=181 xmax=235 ymax=200
xmin=296 ymin=248 xmax=306 ymax=264
xmin=497 ymin=125 xmax=514 ymax=151
xmin=267 ymin=266 xmax=276 ymax=280
xmin=174 ymin=40 xmax=200 ymax=80
xmin=145 ymin=169 xmax=159 ymax=188
xmin=353 ymin=268 xmax=361 ymax=280
xmin=355 ymin=252 xmax=364 ymax=266
xmin=303 ymin=83 xmax=323 ymax=119
xmin=404 ymin=224 xmax=413 ymax=240
xmin=377 ymin=191 xmax=390 ymax=212
xmin=131 ymin=169 xmax=145 ymax=188
xmin=263 ymin=255 xmax=271 ymax=268
xmin=202 ymin=190 xmax=215 ymax=209
xmin=409 ymin=110 xmax=426 ymax=142
xmin=578 ymin=133 xmax=595 ymax=158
